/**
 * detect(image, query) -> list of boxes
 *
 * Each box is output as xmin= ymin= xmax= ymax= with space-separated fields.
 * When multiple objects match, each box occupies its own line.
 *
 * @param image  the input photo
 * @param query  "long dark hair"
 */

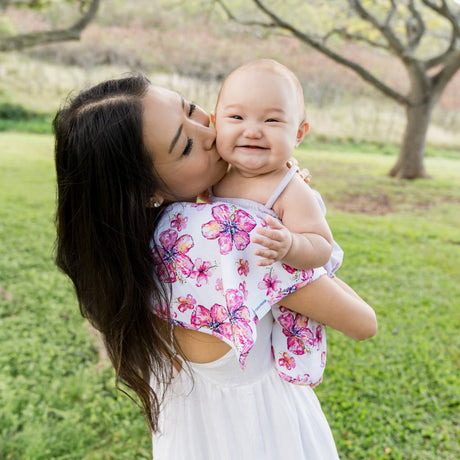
xmin=54 ymin=74 xmax=174 ymax=432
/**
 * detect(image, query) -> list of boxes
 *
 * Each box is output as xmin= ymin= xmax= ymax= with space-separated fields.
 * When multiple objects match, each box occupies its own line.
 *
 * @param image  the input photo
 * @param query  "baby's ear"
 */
xmin=210 ymin=112 xmax=216 ymax=128
xmin=296 ymin=122 xmax=309 ymax=147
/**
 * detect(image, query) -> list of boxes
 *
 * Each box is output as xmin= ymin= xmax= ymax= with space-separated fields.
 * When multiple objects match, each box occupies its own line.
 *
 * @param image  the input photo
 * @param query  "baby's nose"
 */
xmin=243 ymin=124 xmax=262 ymax=138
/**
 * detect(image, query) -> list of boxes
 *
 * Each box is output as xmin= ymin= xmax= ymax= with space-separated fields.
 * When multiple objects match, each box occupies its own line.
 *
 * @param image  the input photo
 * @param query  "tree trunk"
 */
xmin=389 ymin=100 xmax=433 ymax=179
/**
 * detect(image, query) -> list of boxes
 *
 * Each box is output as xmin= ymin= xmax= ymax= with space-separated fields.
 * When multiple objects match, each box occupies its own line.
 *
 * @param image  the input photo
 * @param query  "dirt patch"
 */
xmin=0 ymin=285 xmax=13 ymax=301
xmin=331 ymin=193 xmax=394 ymax=215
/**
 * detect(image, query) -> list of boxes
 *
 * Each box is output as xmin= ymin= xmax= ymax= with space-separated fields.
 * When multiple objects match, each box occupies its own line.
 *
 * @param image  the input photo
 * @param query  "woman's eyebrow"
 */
xmin=168 ymin=97 xmax=185 ymax=154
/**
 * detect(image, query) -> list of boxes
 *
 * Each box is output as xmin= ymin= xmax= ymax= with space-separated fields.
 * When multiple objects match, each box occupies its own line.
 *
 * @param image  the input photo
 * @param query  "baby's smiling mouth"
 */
xmin=238 ymin=145 xmax=267 ymax=150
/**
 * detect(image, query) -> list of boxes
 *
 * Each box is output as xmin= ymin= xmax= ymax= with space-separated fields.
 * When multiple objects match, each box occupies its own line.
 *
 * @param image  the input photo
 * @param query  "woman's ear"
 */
xmin=210 ymin=112 xmax=216 ymax=128
xmin=296 ymin=122 xmax=309 ymax=147
xmin=148 ymin=195 xmax=164 ymax=208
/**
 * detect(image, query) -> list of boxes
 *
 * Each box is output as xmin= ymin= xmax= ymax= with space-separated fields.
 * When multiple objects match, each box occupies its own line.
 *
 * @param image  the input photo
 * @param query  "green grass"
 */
xmin=1 ymin=133 xmax=459 ymax=459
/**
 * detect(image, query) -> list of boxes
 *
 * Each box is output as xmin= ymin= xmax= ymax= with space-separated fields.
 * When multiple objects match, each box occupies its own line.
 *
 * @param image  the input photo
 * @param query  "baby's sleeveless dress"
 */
xmin=210 ymin=167 xmax=344 ymax=386
xmin=151 ymin=201 xmax=340 ymax=459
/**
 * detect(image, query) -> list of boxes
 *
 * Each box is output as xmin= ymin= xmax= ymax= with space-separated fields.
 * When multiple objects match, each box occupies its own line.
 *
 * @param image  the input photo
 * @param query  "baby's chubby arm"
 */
xmin=252 ymin=175 xmax=333 ymax=269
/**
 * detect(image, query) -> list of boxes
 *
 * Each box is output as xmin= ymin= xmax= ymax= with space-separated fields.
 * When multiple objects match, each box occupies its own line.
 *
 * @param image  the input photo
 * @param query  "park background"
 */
xmin=0 ymin=1 xmax=459 ymax=458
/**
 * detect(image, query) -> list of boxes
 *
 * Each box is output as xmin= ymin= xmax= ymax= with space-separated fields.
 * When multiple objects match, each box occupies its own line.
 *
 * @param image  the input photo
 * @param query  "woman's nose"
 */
xmin=195 ymin=106 xmax=210 ymax=127
xmin=203 ymin=124 xmax=216 ymax=150
xmin=194 ymin=106 xmax=215 ymax=149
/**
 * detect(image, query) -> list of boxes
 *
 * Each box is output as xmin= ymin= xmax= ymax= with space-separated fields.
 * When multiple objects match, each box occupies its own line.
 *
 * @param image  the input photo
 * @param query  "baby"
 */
xmin=210 ymin=59 xmax=344 ymax=385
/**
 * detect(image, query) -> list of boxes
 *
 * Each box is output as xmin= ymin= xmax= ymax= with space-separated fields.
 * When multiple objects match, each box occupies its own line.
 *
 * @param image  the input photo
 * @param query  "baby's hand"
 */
xmin=252 ymin=215 xmax=293 ymax=266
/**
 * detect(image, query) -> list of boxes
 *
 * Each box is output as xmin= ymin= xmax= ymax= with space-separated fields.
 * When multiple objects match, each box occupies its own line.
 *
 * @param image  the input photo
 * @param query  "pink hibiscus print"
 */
xmin=153 ymin=229 xmax=194 ymax=283
xmin=215 ymin=278 xmax=223 ymax=292
xmin=171 ymin=213 xmax=188 ymax=231
xmin=278 ymin=310 xmax=316 ymax=355
xmin=239 ymin=280 xmax=248 ymax=300
xmin=201 ymin=204 xmax=256 ymax=255
xmin=177 ymin=294 xmax=196 ymax=313
xmin=237 ymin=258 xmax=249 ymax=277
xmin=152 ymin=302 xmax=177 ymax=320
xmin=224 ymin=289 xmax=254 ymax=361
xmin=282 ymin=263 xmax=296 ymax=274
xmin=277 ymin=371 xmax=311 ymax=385
xmin=321 ymin=351 xmax=326 ymax=368
xmin=278 ymin=351 xmax=296 ymax=370
xmin=257 ymin=269 xmax=282 ymax=297
xmin=191 ymin=258 xmax=215 ymax=287
xmin=191 ymin=304 xmax=233 ymax=339
xmin=311 ymin=324 xmax=324 ymax=350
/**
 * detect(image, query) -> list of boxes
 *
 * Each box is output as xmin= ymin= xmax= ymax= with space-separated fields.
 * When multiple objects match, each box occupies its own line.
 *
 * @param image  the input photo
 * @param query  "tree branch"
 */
xmin=384 ymin=0 xmax=397 ymax=28
xmin=215 ymin=0 xmax=275 ymax=28
xmin=0 ymin=0 xmax=100 ymax=52
xmin=323 ymin=27 xmax=390 ymax=51
xmin=406 ymin=0 xmax=425 ymax=51
xmin=421 ymin=0 xmax=460 ymax=37
xmin=431 ymin=49 xmax=460 ymax=99
xmin=248 ymin=0 xmax=410 ymax=106
xmin=349 ymin=0 xmax=406 ymax=55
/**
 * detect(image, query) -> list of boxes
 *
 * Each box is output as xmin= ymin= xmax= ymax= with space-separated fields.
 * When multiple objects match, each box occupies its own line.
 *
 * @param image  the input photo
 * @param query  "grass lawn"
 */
xmin=1 ymin=132 xmax=459 ymax=459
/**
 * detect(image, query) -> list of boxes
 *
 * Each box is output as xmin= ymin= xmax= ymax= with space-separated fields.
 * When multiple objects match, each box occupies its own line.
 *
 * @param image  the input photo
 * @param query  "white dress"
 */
xmin=152 ymin=313 xmax=340 ymax=460
xmin=151 ymin=201 xmax=340 ymax=459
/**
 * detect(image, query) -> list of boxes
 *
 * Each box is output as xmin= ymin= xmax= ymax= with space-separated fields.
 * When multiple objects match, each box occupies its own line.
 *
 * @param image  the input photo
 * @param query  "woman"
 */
xmin=54 ymin=74 xmax=377 ymax=459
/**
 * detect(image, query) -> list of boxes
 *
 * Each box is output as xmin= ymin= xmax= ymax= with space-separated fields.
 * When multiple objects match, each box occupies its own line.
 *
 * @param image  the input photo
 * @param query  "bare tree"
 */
xmin=0 ymin=0 xmax=101 ymax=52
xmin=215 ymin=0 xmax=460 ymax=179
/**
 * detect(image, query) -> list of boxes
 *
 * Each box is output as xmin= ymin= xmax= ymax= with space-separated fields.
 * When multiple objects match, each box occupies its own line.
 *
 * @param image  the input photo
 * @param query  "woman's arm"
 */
xmin=280 ymin=275 xmax=377 ymax=340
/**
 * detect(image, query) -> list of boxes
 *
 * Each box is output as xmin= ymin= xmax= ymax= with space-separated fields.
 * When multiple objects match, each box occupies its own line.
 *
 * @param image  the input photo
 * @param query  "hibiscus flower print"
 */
xmin=171 ymin=212 xmax=188 ymax=231
xmin=215 ymin=278 xmax=223 ymax=292
xmin=224 ymin=289 xmax=255 ymax=362
xmin=201 ymin=204 xmax=256 ymax=255
xmin=278 ymin=371 xmax=312 ymax=386
xmin=237 ymin=258 xmax=249 ymax=277
xmin=153 ymin=229 xmax=194 ymax=283
xmin=257 ymin=268 xmax=282 ymax=298
xmin=278 ymin=310 xmax=316 ymax=355
xmin=177 ymin=294 xmax=196 ymax=313
xmin=278 ymin=351 xmax=296 ymax=371
xmin=191 ymin=258 xmax=215 ymax=287
xmin=191 ymin=304 xmax=233 ymax=339
xmin=152 ymin=301 xmax=177 ymax=320
xmin=239 ymin=280 xmax=248 ymax=300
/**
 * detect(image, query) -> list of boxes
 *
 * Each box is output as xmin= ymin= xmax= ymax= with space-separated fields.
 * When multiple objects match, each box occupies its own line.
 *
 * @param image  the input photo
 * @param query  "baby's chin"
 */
xmin=233 ymin=160 xmax=279 ymax=178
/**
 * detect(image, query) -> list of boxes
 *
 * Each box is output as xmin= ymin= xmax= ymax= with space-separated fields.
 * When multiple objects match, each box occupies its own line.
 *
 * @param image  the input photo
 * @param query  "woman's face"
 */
xmin=142 ymin=85 xmax=228 ymax=202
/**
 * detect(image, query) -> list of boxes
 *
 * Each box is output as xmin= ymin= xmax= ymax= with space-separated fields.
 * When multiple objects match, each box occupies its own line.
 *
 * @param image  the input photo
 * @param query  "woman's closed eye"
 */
xmin=182 ymin=138 xmax=193 ymax=156
xmin=188 ymin=103 xmax=196 ymax=117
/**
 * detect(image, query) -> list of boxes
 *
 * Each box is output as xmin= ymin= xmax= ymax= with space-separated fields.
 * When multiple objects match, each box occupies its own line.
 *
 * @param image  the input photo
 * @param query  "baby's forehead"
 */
xmin=219 ymin=66 xmax=295 ymax=102
xmin=217 ymin=64 xmax=304 ymax=118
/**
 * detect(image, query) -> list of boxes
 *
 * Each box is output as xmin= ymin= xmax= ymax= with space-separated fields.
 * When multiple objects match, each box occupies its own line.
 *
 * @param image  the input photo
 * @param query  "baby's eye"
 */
xmin=266 ymin=118 xmax=279 ymax=123
xmin=188 ymin=103 xmax=196 ymax=117
xmin=230 ymin=115 xmax=243 ymax=120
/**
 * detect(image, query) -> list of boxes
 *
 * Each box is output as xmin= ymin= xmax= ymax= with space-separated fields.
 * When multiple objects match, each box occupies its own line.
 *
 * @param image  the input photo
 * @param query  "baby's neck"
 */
xmin=213 ymin=165 xmax=288 ymax=205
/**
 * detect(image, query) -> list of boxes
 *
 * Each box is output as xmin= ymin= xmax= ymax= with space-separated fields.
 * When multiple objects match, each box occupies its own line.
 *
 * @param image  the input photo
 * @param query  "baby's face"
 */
xmin=213 ymin=68 xmax=305 ymax=177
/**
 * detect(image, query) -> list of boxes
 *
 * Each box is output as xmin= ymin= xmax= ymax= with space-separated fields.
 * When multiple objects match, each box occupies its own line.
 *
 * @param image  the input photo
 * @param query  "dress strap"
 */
xmin=265 ymin=166 xmax=299 ymax=210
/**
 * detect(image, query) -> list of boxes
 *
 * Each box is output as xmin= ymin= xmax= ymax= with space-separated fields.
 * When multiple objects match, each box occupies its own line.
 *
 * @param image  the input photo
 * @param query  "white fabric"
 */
xmin=152 ymin=313 xmax=340 ymax=460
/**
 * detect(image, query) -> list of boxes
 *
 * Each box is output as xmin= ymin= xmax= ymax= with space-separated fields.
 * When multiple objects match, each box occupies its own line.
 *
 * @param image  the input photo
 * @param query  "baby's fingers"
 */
xmin=264 ymin=215 xmax=284 ymax=229
xmin=253 ymin=248 xmax=276 ymax=266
